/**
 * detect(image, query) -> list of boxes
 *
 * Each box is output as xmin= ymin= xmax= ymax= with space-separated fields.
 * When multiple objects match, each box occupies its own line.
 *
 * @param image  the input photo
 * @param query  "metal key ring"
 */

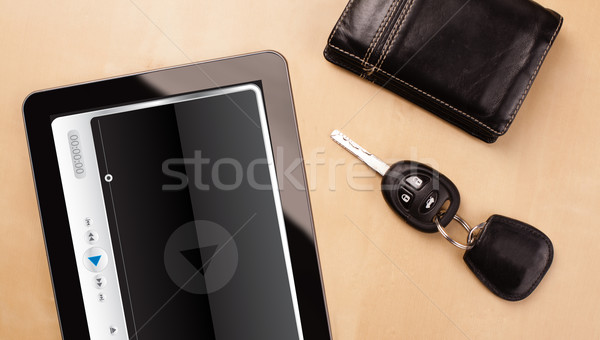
xmin=434 ymin=213 xmax=474 ymax=250
xmin=467 ymin=222 xmax=486 ymax=245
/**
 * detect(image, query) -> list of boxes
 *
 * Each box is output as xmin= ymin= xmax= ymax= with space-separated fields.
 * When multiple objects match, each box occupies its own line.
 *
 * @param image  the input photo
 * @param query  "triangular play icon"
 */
xmin=180 ymin=245 xmax=218 ymax=275
xmin=88 ymin=255 xmax=102 ymax=266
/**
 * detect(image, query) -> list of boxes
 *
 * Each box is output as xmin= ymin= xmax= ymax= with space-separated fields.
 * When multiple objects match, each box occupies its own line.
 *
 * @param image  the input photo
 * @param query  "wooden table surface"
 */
xmin=1 ymin=0 xmax=599 ymax=338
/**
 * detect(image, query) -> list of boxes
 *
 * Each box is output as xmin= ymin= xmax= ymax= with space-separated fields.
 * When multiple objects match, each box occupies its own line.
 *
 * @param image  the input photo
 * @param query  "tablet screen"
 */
xmin=51 ymin=84 xmax=303 ymax=339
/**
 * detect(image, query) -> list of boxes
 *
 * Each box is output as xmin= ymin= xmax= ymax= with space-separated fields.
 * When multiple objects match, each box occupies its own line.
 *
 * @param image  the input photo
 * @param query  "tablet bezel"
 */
xmin=23 ymin=51 xmax=331 ymax=339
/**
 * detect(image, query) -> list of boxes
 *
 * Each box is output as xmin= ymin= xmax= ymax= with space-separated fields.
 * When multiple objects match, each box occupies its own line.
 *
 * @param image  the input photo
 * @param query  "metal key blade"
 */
xmin=330 ymin=130 xmax=390 ymax=176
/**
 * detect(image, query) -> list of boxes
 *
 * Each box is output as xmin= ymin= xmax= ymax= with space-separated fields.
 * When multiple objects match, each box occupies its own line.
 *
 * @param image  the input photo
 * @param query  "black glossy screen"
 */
xmin=91 ymin=89 xmax=300 ymax=339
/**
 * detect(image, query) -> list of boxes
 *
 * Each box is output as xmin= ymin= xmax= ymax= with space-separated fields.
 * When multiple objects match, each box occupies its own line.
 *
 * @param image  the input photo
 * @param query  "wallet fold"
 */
xmin=324 ymin=0 xmax=563 ymax=142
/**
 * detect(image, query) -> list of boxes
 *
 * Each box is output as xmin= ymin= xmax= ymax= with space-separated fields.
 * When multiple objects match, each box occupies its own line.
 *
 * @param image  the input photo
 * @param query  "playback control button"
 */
xmin=94 ymin=274 xmax=107 ymax=289
xmin=86 ymin=230 xmax=99 ymax=244
xmin=83 ymin=247 xmax=108 ymax=272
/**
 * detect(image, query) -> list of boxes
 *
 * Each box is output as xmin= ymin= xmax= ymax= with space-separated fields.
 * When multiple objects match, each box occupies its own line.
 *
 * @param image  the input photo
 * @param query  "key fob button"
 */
xmin=405 ymin=175 xmax=428 ymax=190
xmin=398 ymin=188 xmax=413 ymax=209
xmin=420 ymin=191 xmax=438 ymax=213
xmin=381 ymin=161 xmax=460 ymax=233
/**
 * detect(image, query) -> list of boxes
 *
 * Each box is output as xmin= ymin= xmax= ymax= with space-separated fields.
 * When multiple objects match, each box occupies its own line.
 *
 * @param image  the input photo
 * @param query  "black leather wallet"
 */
xmin=324 ymin=0 xmax=563 ymax=142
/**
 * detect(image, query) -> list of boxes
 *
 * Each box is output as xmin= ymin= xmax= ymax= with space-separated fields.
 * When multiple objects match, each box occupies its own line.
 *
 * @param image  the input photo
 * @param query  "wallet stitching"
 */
xmin=327 ymin=10 xmax=563 ymax=136
xmin=500 ymin=16 xmax=563 ymax=134
xmin=465 ymin=215 xmax=553 ymax=300
xmin=327 ymin=42 xmax=501 ymax=134
xmin=373 ymin=6 xmax=403 ymax=69
xmin=375 ymin=0 xmax=415 ymax=70
xmin=325 ymin=48 xmax=366 ymax=76
xmin=363 ymin=0 xmax=400 ymax=71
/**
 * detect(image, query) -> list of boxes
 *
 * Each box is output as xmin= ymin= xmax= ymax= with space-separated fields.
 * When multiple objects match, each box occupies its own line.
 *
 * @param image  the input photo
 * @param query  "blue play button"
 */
xmin=83 ymin=248 xmax=108 ymax=272
xmin=88 ymin=255 xmax=102 ymax=267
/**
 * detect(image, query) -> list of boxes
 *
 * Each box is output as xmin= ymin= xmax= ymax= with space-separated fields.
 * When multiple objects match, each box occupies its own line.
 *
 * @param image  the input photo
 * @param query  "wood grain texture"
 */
xmin=1 ymin=0 xmax=598 ymax=338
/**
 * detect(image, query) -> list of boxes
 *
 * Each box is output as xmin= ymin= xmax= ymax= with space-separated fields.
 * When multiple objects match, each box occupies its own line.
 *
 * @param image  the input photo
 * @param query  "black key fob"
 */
xmin=464 ymin=215 xmax=553 ymax=301
xmin=381 ymin=161 xmax=460 ymax=233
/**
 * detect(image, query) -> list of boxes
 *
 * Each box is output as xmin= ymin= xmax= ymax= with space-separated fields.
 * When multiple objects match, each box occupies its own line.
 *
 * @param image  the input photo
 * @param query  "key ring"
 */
xmin=467 ymin=222 xmax=486 ymax=245
xmin=434 ymin=212 xmax=474 ymax=250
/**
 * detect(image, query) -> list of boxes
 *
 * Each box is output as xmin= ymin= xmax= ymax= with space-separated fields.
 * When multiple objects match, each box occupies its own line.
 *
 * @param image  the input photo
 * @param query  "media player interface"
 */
xmin=52 ymin=85 xmax=303 ymax=339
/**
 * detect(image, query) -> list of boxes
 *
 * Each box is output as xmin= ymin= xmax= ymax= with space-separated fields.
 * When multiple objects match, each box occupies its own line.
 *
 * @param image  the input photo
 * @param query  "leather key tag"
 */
xmin=464 ymin=215 xmax=553 ymax=301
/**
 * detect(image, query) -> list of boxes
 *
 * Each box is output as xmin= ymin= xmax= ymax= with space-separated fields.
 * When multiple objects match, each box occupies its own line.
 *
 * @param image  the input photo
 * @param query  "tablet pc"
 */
xmin=23 ymin=51 xmax=330 ymax=340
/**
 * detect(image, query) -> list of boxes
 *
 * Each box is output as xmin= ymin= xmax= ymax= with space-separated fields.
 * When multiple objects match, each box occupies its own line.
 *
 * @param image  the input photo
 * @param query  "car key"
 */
xmin=331 ymin=130 xmax=554 ymax=300
xmin=330 ymin=130 xmax=460 ymax=233
xmin=331 ymin=129 xmax=554 ymax=300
